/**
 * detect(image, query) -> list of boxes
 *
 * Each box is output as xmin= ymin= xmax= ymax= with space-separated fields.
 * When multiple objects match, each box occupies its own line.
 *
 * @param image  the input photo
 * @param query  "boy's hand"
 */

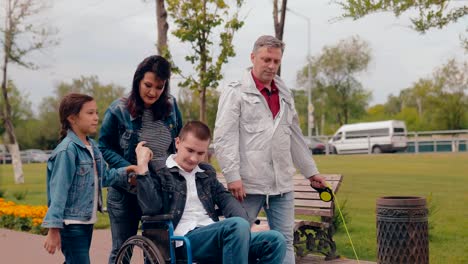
xmin=44 ymin=228 xmax=61 ymax=254
xmin=135 ymin=141 xmax=152 ymax=174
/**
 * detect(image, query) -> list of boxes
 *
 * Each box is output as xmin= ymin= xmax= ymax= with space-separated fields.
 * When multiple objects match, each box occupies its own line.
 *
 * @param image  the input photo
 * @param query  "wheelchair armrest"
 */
xmin=141 ymin=214 xmax=174 ymax=223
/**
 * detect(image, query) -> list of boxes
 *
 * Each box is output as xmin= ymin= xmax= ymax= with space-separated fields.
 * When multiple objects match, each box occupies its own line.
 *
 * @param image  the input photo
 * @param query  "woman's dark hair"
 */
xmin=59 ymin=93 xmax=94 ymax=141
xmin=127 ymin=55 xmax=172 ymax=120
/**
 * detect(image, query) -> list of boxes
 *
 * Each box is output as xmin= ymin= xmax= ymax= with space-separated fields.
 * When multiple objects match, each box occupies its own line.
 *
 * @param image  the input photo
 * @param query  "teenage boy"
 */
xmin=135 ymin=121 xmax=286 ymax=264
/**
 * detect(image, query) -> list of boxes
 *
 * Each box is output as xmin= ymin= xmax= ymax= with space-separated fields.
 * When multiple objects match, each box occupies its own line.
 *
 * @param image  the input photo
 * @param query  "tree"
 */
xmin=292 ymin=89 xmax=307 ymax=134
xmin=0 ymin=80 xmax=33 ymax=136
xmin=272 ymin=0 xmax=287 ymax=76
xmin=431 ymin=59 xmax=468 ymax=129
xmin=177 ymin=88 xmax=220 ymax=133
xmin=338 ymin=0 xmax=468 ymax=49
xmin=297 ymin=36 xmax=372 ymax=129
xmin=1 ymin=0 xmax=57 ymax=183
xmin=37 ymin=76 xmax=126 ymax=149
xmin=155 ymin=0 xmax=169 ymax=56
xmin=142 ymin=0 xmax=170 ymax=56
xmin=0 ymin=80 xmax=36 ymax=149
xmin=166 ymin=0 xmax=244 ymax=123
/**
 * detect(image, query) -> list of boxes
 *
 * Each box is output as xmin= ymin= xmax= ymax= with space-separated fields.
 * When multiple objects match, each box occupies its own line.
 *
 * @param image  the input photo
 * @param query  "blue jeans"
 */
xmin=60 ymin=224 xmax=94 ymax=264
xmin=242 ymin=192 xmax=295 ymax=264
xmin=107 ymin=187 xmax=142 ymax=264
xmin=183 ymin=217 xmax=286 ymax=264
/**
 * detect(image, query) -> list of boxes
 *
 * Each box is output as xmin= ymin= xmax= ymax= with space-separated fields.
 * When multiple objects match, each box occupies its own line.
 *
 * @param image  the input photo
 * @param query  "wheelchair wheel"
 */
xmin=115 ymin=235 xmax=166 ymax=264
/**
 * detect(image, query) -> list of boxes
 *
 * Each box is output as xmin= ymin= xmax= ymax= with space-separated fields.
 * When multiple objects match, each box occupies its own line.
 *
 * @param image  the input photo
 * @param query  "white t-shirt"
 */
xmin=166 ymin=154 xmax=215 ymax=246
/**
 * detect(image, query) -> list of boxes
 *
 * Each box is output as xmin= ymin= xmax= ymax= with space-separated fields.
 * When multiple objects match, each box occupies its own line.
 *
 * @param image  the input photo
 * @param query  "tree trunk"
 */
xmin=272 ymin=0 xmax=287 ymax=76
xmin=155 ymin=0 xmax=169 ymax=55
xmin=6 ymin=144 xmax=24 ymax=183
xmin=2 ymin=59 xmax=24 ymax=184
xmin=199 ymin=88 xmax=206 ymax=123
xmin=2 ymin=1 xmax=24 ymax=184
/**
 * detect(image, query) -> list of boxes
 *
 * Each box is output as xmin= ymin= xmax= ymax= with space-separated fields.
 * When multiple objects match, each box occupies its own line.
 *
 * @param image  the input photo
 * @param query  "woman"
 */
xmin=99 ymin=55 xmax=182 ymax=264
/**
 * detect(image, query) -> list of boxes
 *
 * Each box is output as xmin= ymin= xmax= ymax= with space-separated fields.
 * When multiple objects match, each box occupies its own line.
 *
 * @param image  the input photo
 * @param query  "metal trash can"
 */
xmin=376 ymin=196 xmax=429 ymax=264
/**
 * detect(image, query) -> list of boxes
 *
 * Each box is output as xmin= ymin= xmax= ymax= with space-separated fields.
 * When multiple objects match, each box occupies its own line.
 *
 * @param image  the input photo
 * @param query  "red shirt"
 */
xmin=251 ymin=72 xmax=280 ymax=118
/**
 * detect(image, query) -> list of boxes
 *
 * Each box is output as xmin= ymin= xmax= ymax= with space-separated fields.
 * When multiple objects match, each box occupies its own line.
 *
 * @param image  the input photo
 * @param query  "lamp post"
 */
xmin=289 ymin=9 xmax=313 ymax=137
xmin=306 ymin=18 xmax=313 ymax=138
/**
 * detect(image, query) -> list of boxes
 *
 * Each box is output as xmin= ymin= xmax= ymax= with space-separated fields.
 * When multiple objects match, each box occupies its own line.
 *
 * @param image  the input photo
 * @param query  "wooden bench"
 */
xmin=217 ymin=174 xmax=343 ymax=261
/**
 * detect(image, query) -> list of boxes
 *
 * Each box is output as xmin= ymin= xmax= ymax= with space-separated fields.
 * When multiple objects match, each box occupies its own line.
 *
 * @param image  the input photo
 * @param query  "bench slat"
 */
xmin=294 ymin=207 xmax=333 ymax=217
xmin=294 ymin=199 xmax=333 ymax=208
xmin=216 ymin=173 xmax=342 ymax=218
xmin=294 ymin=192 xmax=321 ymax=200
xmin=294 ymin=181 xmax=340 ymax=192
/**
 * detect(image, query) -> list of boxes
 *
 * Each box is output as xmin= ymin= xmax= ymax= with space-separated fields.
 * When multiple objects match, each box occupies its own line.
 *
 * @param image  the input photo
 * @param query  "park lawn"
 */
xmin=1 ymin=153 xmax=467 ymax=262
xmin=313 ymin=153 xmax=468 ymax=263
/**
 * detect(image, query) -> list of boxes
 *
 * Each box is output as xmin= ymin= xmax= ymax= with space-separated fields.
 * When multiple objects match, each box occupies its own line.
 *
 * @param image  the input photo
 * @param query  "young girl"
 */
xmin=42 ymin=93 xmax=139 ymax=264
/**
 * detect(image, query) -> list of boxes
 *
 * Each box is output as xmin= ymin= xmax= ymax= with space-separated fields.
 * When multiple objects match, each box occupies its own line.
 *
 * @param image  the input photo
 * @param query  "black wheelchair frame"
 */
xmin=115 ymin=215 xmax=194 ymax=264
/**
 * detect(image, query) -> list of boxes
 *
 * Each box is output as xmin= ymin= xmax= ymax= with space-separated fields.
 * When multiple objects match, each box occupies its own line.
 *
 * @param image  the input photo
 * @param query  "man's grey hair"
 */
xmin=252 ymin=35 xmax=285 ymax=53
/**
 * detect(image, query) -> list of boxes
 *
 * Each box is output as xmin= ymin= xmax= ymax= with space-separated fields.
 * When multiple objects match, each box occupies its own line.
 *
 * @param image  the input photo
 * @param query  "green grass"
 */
xmin=0 ymin=163 xmax=111 ymax=229
xmin=313 ymin=153 xmax=468 ymax=263
xmin=1 ymin=153 xmax=468 ymax=263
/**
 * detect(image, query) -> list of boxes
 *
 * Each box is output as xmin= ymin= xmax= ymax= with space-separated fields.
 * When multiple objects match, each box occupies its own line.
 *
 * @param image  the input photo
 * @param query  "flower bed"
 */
xmin=0 ymin=198 xmax=48 ymax=235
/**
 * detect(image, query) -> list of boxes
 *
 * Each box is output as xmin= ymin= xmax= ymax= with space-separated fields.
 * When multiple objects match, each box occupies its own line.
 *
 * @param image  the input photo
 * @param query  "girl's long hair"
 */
xmin=58 ymin=93 xmax=94 ymax=141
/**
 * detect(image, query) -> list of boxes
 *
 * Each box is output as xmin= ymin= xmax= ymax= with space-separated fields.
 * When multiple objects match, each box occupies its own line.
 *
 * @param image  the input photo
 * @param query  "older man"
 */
xmin=214 ymin=35 xmax=327 ymax=264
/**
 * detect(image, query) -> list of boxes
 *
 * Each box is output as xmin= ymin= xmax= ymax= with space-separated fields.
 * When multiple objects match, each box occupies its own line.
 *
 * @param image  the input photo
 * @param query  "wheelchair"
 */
xmin=115 ymin=214 xmax=195 ymax=264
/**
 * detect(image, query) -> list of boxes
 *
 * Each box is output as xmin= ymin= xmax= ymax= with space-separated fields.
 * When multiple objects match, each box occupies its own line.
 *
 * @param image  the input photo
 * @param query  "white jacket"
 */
xmin=214 ymin=68 xmax=319 ymax=195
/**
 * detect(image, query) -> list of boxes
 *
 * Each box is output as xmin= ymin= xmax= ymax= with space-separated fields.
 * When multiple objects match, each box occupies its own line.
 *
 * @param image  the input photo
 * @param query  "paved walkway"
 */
xmin=0 ymin=228 xmax=375 ymax=264
xmin=0 ymin=228 xmax=111 ymax=263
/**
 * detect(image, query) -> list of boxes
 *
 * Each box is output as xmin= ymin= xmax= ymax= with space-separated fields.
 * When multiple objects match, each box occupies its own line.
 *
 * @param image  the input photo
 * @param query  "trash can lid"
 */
xmin=377 ymin=196 xmax=426 ymax=207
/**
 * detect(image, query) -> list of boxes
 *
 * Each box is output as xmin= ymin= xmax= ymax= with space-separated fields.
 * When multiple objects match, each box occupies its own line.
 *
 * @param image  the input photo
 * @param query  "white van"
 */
xmin=328 ymin=120 xmax=408 ymax=154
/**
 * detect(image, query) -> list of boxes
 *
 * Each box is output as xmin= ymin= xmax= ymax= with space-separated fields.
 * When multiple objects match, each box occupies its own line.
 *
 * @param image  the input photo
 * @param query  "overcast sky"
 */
xmin=6 ymin=0 xmax=468 ymax=111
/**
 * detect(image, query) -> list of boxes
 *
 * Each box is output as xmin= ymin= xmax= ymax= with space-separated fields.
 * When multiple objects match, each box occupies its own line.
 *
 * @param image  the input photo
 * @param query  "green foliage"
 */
xmin=166 ymin=0 xmax=244 ymax=122
xmin=13 ymin=189 xmax=28 ymax=201
xmin=297 ymin=36 xmax=372 ymax=131
xmin=292 ymin=89 xmax=308 ymax=134
xmin=426 ymin=192 xmax=439 ymax=239
xmin=177 ymin=88 xmax=220 ymax=132
xmin=430 ymin=59 xmax=468 ymax=129
xmin=32 ymin=76 xmax=125 ymax=149
xmin=0 ymin=80 xmax=33 ymax=136
xmin=2 ymin=75 xmax=125 ymax=149
xmin=362 ymin=104 xmax=389 ymax=122
xmin=0 ymin=189 xmax=6 ymax=197
xmin=315 ymin=153 xmax=468 ymax=263
xmin=376 ymin=58 xmax=468 ymax=131
xmin=337 ymin=0 xmax=467 ymax=49
xmin=0 ymin=215 xmax=46 ymax=235
xmin=333 ymin=198 xmax=351 ymax=234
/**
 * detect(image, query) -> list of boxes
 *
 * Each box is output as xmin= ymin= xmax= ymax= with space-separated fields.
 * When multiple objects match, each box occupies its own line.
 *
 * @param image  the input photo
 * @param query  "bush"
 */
xmin=13 ymin=189 xmax=29 ymax=200
xmin=0 ymin=189 xmax=6 ymax=198
xmin=333 ymin=198 xmax=351 ymax=234
xmin=427 ymin=193 xmax=439 ymax=240
xmin=0 ymin=198 xmax=47 ymax=235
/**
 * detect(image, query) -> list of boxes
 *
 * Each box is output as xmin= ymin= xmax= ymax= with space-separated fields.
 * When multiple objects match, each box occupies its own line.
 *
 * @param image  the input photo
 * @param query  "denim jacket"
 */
xmin=42 ymin=130 xmax=127 ymax=228
xmin=99 ymin=96 xmax=182 ymax=170
xmin=136 ymin=163 xmax=250 ymax=228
